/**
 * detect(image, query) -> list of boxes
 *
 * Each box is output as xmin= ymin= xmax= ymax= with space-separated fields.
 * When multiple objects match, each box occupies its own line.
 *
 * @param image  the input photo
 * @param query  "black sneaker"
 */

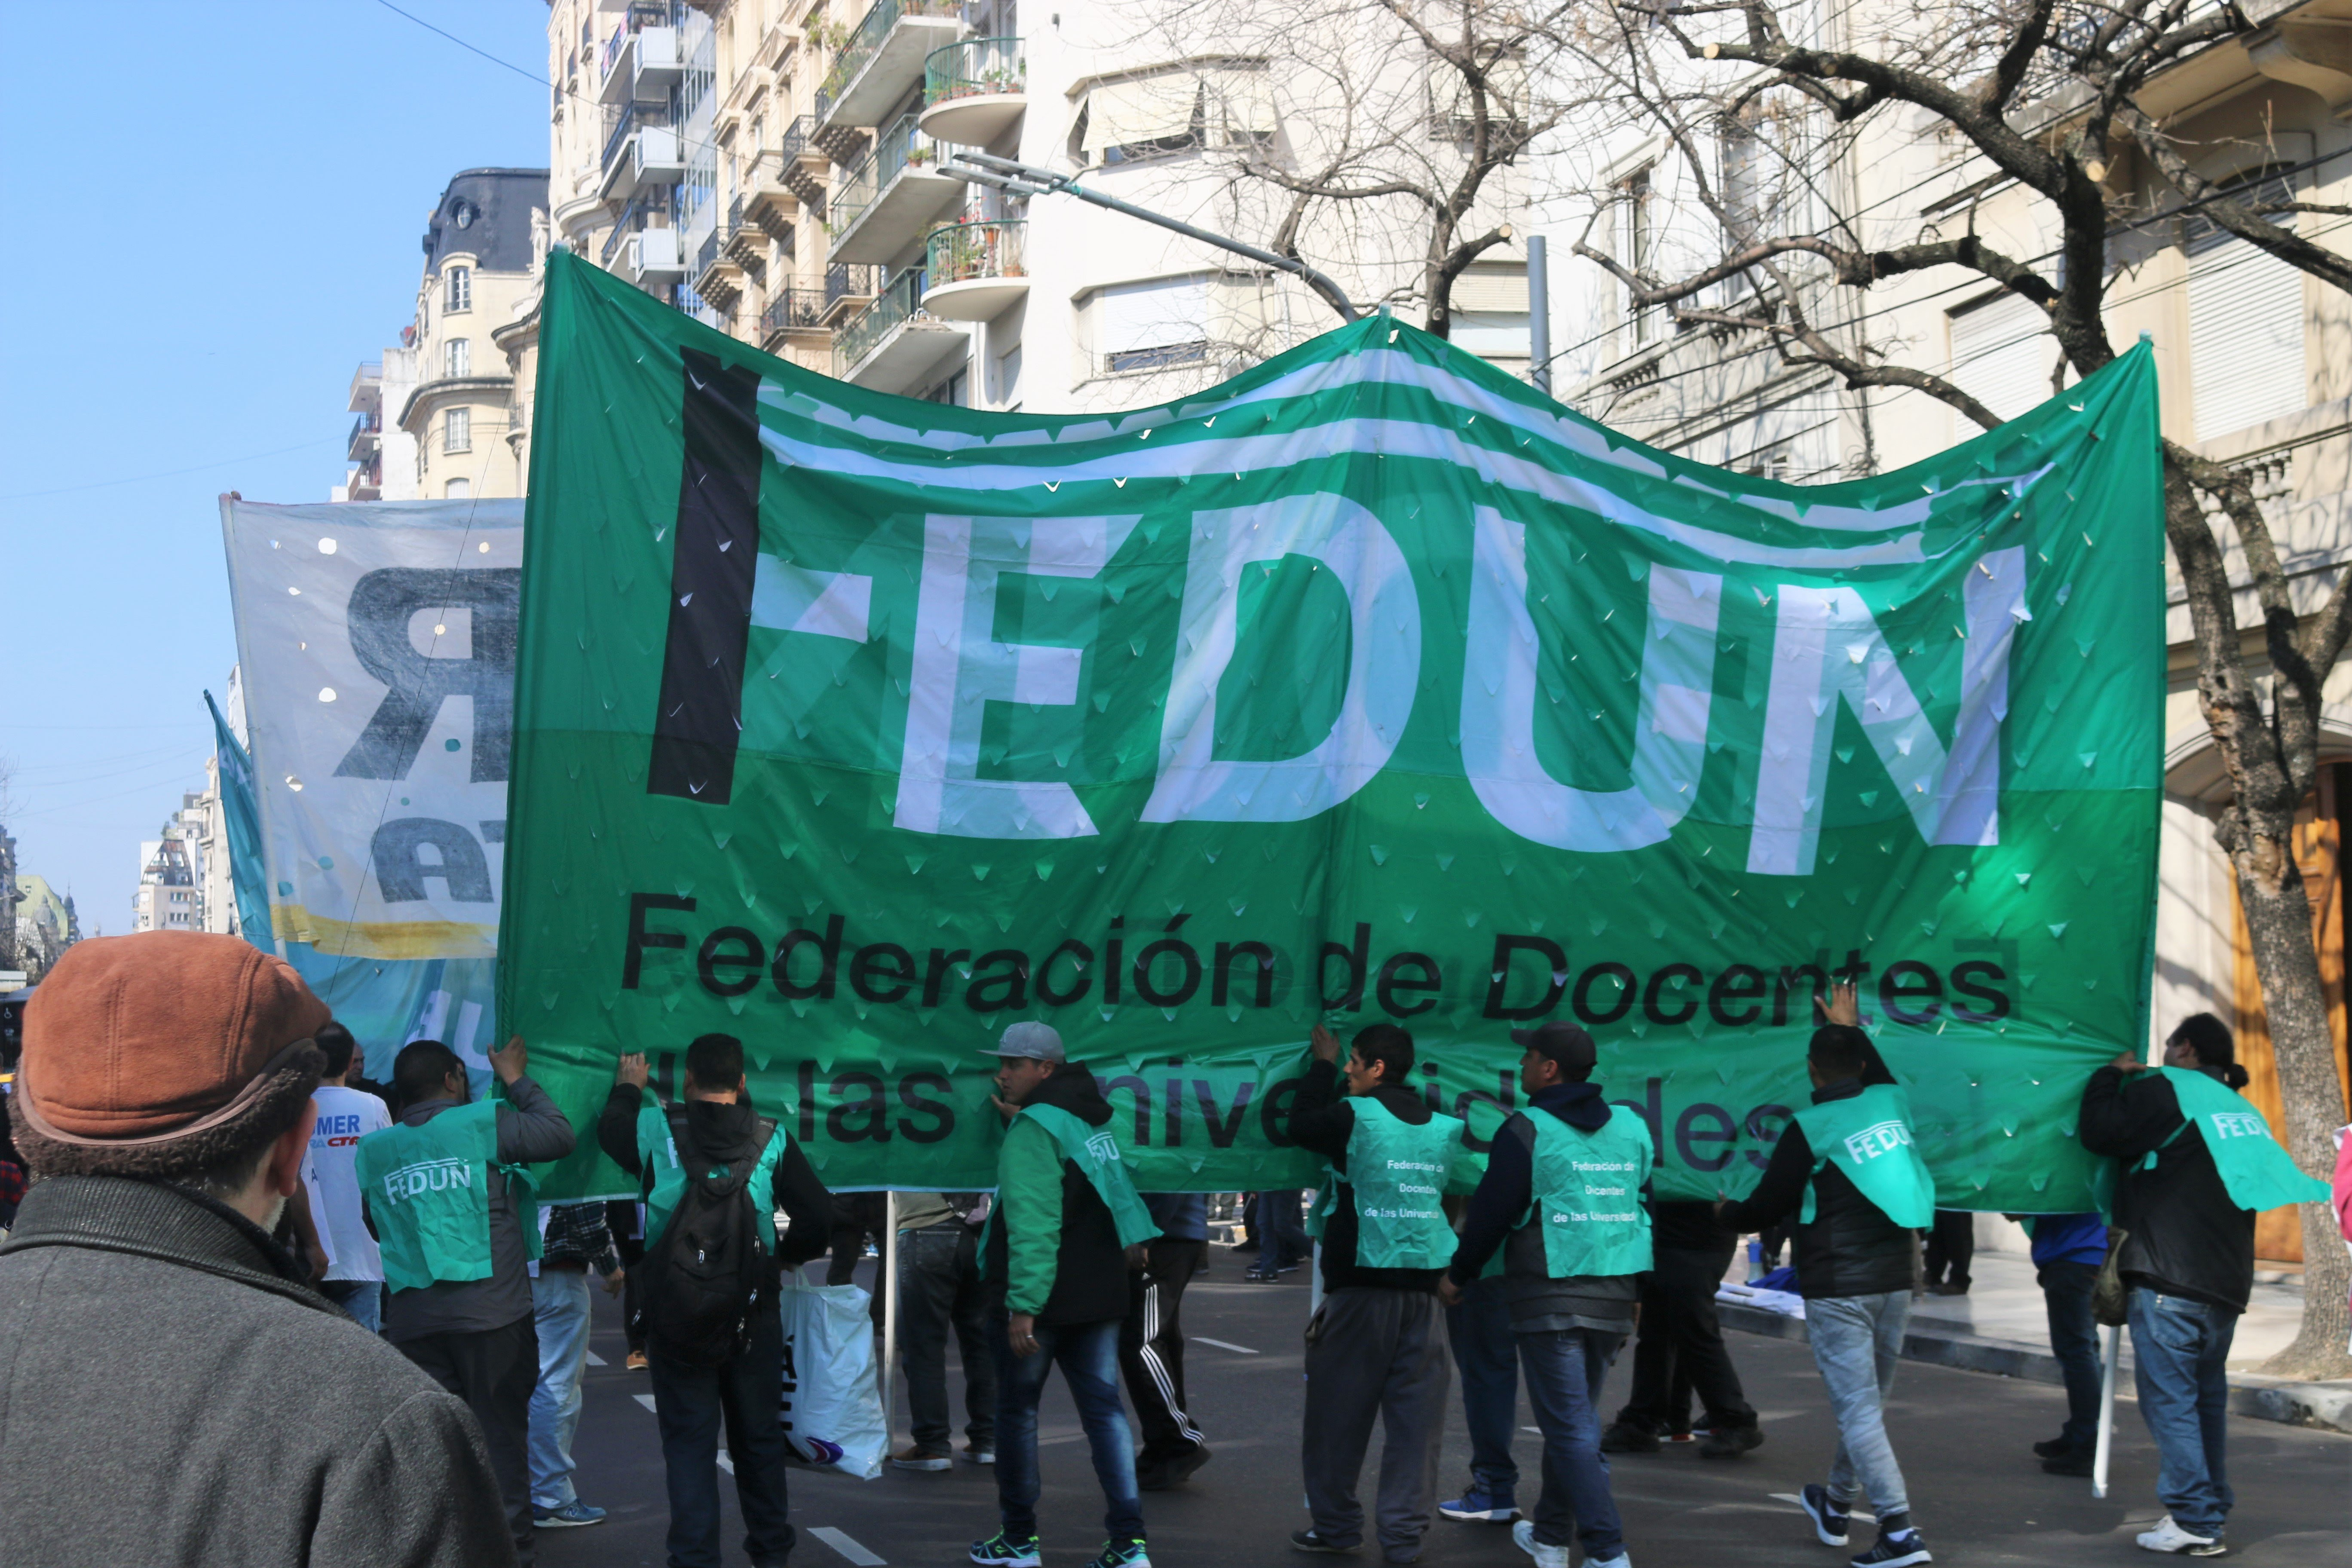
xmin=1851 ymin=1527 xmax=1931 ymax=1567
xmin=1599 ymin=1421 xmax=1660 ymax=1454
xmin=1801 ymin=1484 xmax=1850 ymax=1547
xmin=1291 ymin=1528 xmax=1360 ymax=1554
xmin=2031 ymin=1435 xmax=2073 ymax=1459
xmin=1246 ymin=1264 xmax=1279 ymax=1283
xmin=1699 ymin=1424 xmax=1764 ymax=1459
xmin=2040 ymin=1447 xmax=2093 ymax=1477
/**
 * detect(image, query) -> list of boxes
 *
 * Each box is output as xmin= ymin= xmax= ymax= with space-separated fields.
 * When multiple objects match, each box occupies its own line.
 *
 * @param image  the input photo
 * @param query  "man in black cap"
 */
xmin=1441 ymin=1021 xmax=1651 ymax=1568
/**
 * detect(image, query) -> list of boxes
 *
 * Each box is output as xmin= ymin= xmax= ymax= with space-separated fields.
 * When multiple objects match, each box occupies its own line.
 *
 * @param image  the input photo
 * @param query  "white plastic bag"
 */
xmin=778 ymin=1270 xmax=886 ymax=1479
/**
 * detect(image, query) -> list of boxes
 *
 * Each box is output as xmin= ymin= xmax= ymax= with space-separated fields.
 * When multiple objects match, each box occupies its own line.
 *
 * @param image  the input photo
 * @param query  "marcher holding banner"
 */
xmin=2080 ymin=1014 xmax=2330 ymax=1557
xmin=1717 ymin=984 xmax=1936 ymax=1568
xmin=973 ymin=1023 xmax=1161 ymax=1568
xmin=1285 ymin=1023 xmax=1465 ymax=1563
xmin=358 ymin=1035 xmax=576 ymax=1568
xmin=1441 ymin=1021 xmax=1651 ymax=1568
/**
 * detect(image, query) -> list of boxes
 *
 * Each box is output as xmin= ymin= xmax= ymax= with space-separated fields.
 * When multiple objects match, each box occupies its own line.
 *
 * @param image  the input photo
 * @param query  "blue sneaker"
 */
xmin=1439 ymin=1488 xmax=1519 ymax=1522
xmin=971 ymin=1531 xmax=1043 ymax=1568
xmin=1087 ymin=1539 xmax=1152 ymax=1568
xmin=1800 ymin=1485 xmax=1850 ymax=1548
xmin=533 ymin=1501 xmax=606 ymax=1528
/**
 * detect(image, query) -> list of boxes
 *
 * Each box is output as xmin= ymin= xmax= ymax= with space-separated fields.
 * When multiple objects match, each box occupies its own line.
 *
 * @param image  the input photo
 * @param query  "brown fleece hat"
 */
xmin=10 ymin=932 xmax=328 ymax=1177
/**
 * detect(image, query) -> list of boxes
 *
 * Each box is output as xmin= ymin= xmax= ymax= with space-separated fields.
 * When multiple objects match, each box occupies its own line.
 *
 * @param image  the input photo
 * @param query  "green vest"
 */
xmin=635 ymin=1102 xmax=790 ymax=1253
xmin=1343 ymin=1099 xmax=1465 ymax=1269
xmin=1789 ymin=1084 xmax=1936 ymax=1229
xmin=1520 ymin=1105 xmax=1655 ymax=1278
xmin=355 ymin=1100 xmax=540 ymax=1293
xmin=2152 ymin=1067 xmax=2331 ymax=1213
xmin=1017 ymin=1102 xmax=1161 ymax=1247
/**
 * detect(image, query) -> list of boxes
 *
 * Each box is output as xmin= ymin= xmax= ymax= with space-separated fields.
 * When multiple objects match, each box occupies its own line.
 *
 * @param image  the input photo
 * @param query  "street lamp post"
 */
xmin=935 ymin=151 xmax=1359 ymax=325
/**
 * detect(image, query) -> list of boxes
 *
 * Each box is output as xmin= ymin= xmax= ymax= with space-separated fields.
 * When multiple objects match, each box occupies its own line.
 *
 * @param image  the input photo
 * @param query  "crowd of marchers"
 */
xmin=0 ymin=932 xmax=2341 ymax=1568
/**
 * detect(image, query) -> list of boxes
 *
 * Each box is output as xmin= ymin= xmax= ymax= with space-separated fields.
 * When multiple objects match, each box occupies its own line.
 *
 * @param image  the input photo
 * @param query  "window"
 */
xmin=996 ymin=343 xmax=1023 ymax=404
xmin=1093 ymin=276 xmax=1210 ymax=374
xmin=445 ymin=338 xmax=471 ymax=378
xmin=1948 ymin=291 xmax=2053 ymax=427
xmin=1617 ymin=170 xmax=1658 ymax=345
xmin=446 ymin=266 xmax=472 ymax=312
xmin=1078 ymin=69 xmax=1273 ymax=166
xmin=2187 ymin=170 xmax=2306 ymax=440
xmin=444 ymin=407 xmax=472 ymax=453
xmin=925 ymin=368 xmax=970 ymax=406
xmin=1450 ymin=264 xmax=1530 ymax=358
xmin=445 ymin=478 xmax=472 ymax=499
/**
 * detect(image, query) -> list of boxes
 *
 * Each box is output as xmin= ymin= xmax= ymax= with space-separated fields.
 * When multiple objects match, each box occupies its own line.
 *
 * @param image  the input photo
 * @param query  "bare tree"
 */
xmin=1140 ymin=0 xmax=1592 ymax=335
xmin=1564 ymin=0 xmax=2352 ymax=1376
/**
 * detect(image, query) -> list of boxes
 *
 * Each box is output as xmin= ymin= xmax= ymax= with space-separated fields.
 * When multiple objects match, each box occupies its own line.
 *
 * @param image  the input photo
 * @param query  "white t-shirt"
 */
xmin=303 ymin=1084 xmax=392 ymax=1282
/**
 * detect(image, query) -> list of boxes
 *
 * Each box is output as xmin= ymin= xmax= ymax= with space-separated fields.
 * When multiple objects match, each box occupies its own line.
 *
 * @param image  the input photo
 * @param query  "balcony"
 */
xmin=760 ymin=288 xmax=830 ymax=352
xmin=598 ymin=23 xmax=680 ymax=105
xmin=919 ymin=37 xmax=1025 ymax=147
xmin=742 ymin=150 xmax=801 ymax=239
xmin=778 ymin=116 xmax=830 ymax=214
xmin=822 ymin=262 xmax=881 ymax=325
xmin=347 ymin=410 xmax=382 ymax=462
xmin=603 ymin=124 xmax=684 ymax=200
xmin=625 ymin=227 xmax=687 ymax=284
xmin=815 ymin=0 xmax=962 ymax=134
xmin=829 ymin=110 xmax=961 ymax=265
xmin=723 ymin=197 xmax=767 ymax=270
xmin=694 ymin=228 xmax=743 ymax=311
xmin=835 ymin=267 xmax=967 ymax=393
xmin=920 ymin=219 xmax=1027 ymax=321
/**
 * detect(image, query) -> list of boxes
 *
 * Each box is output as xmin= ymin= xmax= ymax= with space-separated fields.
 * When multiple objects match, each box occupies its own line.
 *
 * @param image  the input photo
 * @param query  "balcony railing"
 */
xmin=924 ymin=218 xmax=1025 ymax=286
xmin=924 ymin=36 xmax=1024 ymax=104
xmin=695 ymin=228 xmax=721 ymax=279
xmin=826 ymin=262 xmax=882 ymax=310
xmin=762 ymin=288 xmax=829 ymax=336
xmin=601 ymin=104 xmax=640 ymax=171
xmin=817 ymin=0 xmax=961 ymax=121
xmin=833 ymin=110 xmax=936 ymax=235
xmin=836 ymin=268 xmax=927 ymax=372
xmin=779 ymin=113 xmax=815 ymax=162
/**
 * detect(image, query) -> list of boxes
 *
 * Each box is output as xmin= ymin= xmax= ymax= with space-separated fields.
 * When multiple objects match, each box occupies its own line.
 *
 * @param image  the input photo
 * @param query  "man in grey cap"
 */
xmin=1439 ymin=1020 xmax=1653 ymax=1568
xmin=970 ymin=1023 xmax=1160 ymax=1568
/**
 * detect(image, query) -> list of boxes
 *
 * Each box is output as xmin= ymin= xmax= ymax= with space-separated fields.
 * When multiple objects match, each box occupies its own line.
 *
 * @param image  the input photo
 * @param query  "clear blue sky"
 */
xmin=1 ymin=2 xmax=553 ymax=935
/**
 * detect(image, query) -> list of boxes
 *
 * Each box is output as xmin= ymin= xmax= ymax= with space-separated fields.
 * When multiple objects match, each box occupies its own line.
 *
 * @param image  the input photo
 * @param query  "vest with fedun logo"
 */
xmin=355 ymin=1099 xmax=541 ymax=1293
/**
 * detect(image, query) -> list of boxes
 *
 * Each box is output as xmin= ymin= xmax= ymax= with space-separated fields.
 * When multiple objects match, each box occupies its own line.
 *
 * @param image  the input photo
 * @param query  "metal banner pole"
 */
xmin=2092 ymin=1322 xmax=2121 ymax=1498
xmin=1527 ymin=233 xmax=1551 ymax=394
xmin=882 ymin=1192 xmax=900 ymax=1446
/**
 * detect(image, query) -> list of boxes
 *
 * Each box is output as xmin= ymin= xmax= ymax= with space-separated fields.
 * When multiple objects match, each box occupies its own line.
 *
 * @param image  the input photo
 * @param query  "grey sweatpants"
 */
xmin=1302 ymin=1287 xmax=1451 ymax=1560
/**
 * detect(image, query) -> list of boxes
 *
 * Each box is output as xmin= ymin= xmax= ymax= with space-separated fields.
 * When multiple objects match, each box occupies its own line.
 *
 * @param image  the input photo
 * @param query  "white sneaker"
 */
xmin=1510 ymin=1519 xmax=1571 ymax=1568
xmin=1589 ymin=1556 xmax=1631 ymax=1568
xmin=2135 ymin=1516 xmax=2224 ymax=1556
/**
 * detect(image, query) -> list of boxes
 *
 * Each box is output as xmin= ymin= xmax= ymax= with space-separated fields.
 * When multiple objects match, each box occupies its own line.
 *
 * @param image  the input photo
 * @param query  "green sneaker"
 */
xmin=1086 ymin=1538 xmax=1152 ymax=1568
xmin=969 ymin=1531 xmax=1042 ymax=1568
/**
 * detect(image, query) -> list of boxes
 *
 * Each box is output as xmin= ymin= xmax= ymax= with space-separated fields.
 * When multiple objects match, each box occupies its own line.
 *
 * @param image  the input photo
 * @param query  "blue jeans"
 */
xmin=1445 ymin=1274 xmax=1520 ymax=1498
xmin=990 ymin=1312 xmax=1143 ymax=1542
xmin=528 ymin=1268 xmax=592 ymax=1509
xmin=2038 ymin=1260 xmax=2102 ymax=1450
xmin=2128 ymin=1287 xmax=2237 ymax=1537
xmin=1807 ymin=1292 xmax=1910 ymax=1519
xmin=1516 ymin=1328 xmax=1623 ymax=1559
xmin=648 ymin=1295 xmax=796 ymax=1568
xmin=323 ymin=1278 xmax=382 ymax=1335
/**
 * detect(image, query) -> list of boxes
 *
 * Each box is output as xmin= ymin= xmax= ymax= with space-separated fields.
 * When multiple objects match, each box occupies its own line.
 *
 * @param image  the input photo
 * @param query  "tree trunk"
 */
xmin=2235 ymin=858 xmax=2352 ymax=1378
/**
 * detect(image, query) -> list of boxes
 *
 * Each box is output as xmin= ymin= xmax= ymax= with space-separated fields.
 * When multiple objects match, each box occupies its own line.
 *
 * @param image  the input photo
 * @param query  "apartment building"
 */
xmin=338 ymin=168 xmax=551 ymax=501
xmin=539 ymin=0 xmax=1537 ymax=416
xmin=131 ymin=798 xmax=205 ymax=934
xmin=1547 ymin=1 xmax=2352 ymax=1260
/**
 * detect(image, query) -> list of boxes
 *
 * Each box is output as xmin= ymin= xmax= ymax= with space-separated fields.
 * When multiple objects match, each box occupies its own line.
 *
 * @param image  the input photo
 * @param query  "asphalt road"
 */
xmin=544 ymin=1253 xmax=2351 ymax=1568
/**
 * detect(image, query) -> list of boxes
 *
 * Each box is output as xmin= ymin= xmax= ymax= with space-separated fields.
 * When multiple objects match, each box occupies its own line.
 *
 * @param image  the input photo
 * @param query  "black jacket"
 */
xmin=2079 ymin=1065 xmax=2254 ymax=1314
xmin=1718 ymin=1078 xmax=1917 ymax=1299
xmin=0 ymin=1177 xmax=512 ymax=1568
xmin=983 ymin=1065 xmax=1131 ymax=1325
xmin=596 ymin=1085 xmax=834 ymax=1270
xmin=1447 ymin=1081 xmax=1640 ymax=1332
xmin=1284 ymin=1060 xmax=1446 ymax=1294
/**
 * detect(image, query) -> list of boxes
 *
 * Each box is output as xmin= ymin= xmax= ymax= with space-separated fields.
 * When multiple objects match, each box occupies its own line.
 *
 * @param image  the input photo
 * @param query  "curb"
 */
xmin=1716 ymin=1301 xmax=2352 ymax=1436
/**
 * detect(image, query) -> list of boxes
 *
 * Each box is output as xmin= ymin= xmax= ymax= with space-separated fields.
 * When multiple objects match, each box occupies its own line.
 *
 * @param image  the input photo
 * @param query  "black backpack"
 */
xmin=640 ymin=1107 xmax=778 ymax=1367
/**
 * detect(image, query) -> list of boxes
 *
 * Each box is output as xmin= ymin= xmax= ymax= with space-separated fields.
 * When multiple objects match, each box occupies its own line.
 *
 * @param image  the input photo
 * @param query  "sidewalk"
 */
xmin=1715 ymin=1250 xmax=2352 ymax=1435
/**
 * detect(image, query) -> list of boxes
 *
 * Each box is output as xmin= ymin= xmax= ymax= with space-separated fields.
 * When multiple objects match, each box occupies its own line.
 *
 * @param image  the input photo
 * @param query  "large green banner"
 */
xmin=505 ymin=251 xmax=2162 ymax=1207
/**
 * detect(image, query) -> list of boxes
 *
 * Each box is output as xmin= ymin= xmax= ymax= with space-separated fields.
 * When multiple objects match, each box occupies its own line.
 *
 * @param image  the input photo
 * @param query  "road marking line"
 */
xmin=635 ymin=1393 xmax=658 ymax=1413
xmin=718 ymin=1450 xmax=734 ymax=1474
xmin=812 ymin=1526 xmax=885 ymax=1565
xmin=1522 ymin=1425 xmax=1542 ymax=1433
xmin=586 ymin=1350 xmax=607 ymax=1366
xmin=1193 ymin=1337 xmax=1259 ymax=1354
xmin=1769 ymin=1492 xmax=1877 ymax=1526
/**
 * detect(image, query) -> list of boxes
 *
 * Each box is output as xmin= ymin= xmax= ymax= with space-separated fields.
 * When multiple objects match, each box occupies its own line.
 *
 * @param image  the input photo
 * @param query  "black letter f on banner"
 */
xmin=649 ymin=349 xmax=763 ymax=804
